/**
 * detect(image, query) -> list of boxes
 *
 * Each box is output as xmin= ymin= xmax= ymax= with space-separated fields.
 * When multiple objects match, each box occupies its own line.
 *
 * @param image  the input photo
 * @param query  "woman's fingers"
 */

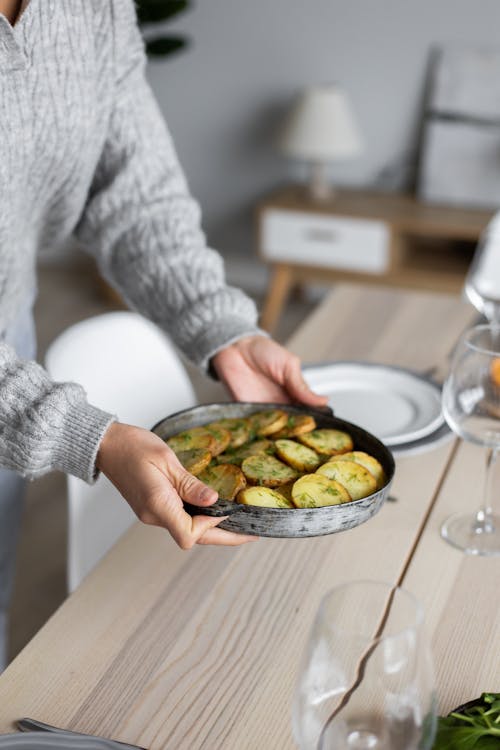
xmin=212 ymin=335 xmax=328 ymax=406
xmin=196 ymin=526 xmax=259 ymax=546
xmin=284 ymin=356 xmax=329 ymax=406
xmin=97 ymin=423 xmax=257 ymax=549
xmin=152 ymin=496 xmax=227 ymax=549
xmin=162 ymin=503 xmax=258 ymax=548
xmin=164 ymin=449 xmax=218 ymax=507
xmin=161 ymin=468 xmax=259 ymax=547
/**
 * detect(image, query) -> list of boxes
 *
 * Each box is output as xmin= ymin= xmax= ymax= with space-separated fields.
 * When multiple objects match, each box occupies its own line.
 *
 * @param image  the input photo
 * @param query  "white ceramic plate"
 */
xmin=390 ymin=420 xmax=453 ymax=457
xmin=303 ymin=362 xmax=444 ymax=446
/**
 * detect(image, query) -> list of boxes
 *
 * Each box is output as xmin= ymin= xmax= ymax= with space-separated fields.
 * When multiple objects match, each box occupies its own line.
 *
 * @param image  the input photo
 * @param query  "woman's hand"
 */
xmin=211 ymin=335 xmax=328 ymax=406
xmin=96 ymin=423 xmax=257 ymax=549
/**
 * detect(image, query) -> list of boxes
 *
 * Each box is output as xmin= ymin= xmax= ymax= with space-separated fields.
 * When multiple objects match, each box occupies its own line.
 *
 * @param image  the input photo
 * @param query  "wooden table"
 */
xmin=1 ymin=283 xmax=499 ymax=748
xmin=257 ymin=186 xmax=494 ymax=332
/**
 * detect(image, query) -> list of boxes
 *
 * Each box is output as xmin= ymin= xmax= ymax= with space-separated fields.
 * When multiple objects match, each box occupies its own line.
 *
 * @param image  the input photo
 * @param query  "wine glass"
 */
xmin=464 ymin=212 xmax=500 ymax=324
xmin=441 ymin=323 xmax=500 ymax=555
xmin=292 ymin=581 xmax=436 ymax=750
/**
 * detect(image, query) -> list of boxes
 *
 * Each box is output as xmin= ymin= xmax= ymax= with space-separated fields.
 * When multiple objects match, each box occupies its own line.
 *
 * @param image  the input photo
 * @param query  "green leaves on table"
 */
xmin=433 ymin=693 xmax=500 ymax=749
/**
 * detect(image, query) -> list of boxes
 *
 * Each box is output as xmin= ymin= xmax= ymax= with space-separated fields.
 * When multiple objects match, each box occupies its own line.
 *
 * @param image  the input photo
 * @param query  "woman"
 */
xmin=0 ymin=0 xmax=326 ymax=668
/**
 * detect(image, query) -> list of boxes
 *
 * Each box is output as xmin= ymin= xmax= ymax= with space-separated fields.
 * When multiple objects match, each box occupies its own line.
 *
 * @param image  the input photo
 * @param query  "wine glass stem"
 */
xmin=474 ymin=447 xmax=498 ymax=534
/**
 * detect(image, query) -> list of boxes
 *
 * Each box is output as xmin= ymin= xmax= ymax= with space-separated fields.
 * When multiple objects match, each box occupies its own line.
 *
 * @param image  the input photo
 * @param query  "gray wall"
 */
xmin=147 ymin=0 xmax=500 ymax=257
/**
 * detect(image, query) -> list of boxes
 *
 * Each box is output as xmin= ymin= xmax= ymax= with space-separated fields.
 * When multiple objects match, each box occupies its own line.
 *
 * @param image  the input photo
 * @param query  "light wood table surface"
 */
xmin=1 ymin=283 xmax=499 ymax=749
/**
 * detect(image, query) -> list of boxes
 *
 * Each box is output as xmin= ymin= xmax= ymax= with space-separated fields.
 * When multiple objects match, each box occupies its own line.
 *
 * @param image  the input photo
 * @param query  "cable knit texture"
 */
xmin=0 ymin=0 xmax=260 ymax=482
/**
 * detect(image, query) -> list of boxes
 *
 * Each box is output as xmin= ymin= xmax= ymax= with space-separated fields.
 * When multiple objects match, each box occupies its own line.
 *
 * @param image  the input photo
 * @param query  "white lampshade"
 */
xmin=279 ymin=85 xmax=363 ymax=161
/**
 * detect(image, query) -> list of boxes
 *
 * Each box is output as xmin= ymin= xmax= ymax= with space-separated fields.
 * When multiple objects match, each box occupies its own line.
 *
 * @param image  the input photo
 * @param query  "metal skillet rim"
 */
xmin=151 ymin=402 xmax=395 ymax=537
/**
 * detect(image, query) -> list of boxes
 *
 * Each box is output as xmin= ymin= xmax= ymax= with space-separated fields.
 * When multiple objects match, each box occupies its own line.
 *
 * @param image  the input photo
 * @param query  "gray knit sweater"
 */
xmin=0 ymin=0 xmax=259 ymax=483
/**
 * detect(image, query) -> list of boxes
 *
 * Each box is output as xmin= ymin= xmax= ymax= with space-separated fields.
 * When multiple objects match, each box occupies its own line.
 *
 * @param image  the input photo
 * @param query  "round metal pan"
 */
xmin=152 ymin=403 xmax=395 ymax=538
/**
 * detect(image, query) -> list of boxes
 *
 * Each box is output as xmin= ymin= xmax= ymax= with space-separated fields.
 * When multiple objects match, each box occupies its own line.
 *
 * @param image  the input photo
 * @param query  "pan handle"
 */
xmin=183 ymin=499 xmax=244 ymax=517
xmin=311 ymin=404 xmax=334 ymax=417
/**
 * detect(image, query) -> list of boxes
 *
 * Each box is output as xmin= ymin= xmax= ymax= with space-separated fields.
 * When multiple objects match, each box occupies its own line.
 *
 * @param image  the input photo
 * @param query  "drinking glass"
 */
xmin=441 ymin=323 xmax=500 ymax=555
xmin=292 ymin=581 xmax=436 ymax=750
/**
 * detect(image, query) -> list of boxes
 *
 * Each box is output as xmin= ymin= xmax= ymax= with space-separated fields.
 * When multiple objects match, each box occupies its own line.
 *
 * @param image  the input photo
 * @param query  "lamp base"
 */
xmin=309 ymin=162 xmax=335 ymax=202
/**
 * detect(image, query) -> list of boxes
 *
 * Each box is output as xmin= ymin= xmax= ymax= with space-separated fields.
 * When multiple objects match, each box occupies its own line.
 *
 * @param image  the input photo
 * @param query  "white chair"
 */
xmin=45 ymin=312 xmax=196 ymax=592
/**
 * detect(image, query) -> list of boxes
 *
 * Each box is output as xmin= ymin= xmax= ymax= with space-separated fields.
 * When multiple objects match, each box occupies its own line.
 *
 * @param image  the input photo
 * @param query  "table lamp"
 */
xmin=279 ymin=84 xmax=363 ymax=201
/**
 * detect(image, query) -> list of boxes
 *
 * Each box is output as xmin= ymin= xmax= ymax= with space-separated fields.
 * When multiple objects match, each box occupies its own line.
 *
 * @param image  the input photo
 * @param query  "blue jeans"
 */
xmin=0 ymin=307 xmax=36 ymax=670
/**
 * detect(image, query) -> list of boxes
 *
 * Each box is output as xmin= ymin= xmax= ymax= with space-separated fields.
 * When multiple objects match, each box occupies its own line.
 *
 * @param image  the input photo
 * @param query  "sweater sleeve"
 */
xmin=0 ymin=342 xmax=114 ymax=482
xmin=75 ymin=0 xmax=261 ymax=372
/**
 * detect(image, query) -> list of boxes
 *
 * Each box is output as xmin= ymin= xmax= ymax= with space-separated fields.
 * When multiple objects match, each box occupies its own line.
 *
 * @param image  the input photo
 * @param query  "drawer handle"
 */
xmin=303 ymin=228 xmax=340 ymax=243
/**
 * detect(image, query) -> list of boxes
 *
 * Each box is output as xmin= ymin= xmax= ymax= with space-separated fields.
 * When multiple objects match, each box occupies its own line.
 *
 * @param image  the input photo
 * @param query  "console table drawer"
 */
xmin=261 ymin=210 xmax=390 ymax=273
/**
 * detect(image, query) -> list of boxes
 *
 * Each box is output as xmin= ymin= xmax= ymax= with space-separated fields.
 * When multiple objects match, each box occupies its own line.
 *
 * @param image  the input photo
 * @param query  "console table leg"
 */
xmin=260 ymin=264 xmax=293 ymax=333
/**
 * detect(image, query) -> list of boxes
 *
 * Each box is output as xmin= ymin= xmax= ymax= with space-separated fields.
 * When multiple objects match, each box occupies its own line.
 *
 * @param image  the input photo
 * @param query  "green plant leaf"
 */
xmin=484 ymin=694 xmax=500 ymax=714
xmin=145 ymin=35 xmax=188 ymax=57
xmin=136 ymin=0 xmax=190 ymax=25
xmin=434 ymin=722 xmax=500 ymax=749
xmin=433 ymin=694 xmax=500 ymax=749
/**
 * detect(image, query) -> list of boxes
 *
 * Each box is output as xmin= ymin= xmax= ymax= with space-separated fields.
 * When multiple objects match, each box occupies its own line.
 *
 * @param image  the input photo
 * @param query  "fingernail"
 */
xmin=200 ymin=488 xmax=217 ymax=503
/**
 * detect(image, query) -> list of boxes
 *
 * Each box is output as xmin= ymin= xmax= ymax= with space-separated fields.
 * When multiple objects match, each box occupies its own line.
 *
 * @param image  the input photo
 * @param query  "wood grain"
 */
xmin=0 ymin=284 xmax=490 ymax=750
xmin=401 ymin=439 xmax=500 ymax=714
xmin=288 ymin=283 xmax=475 ymax=383
xmin=0 ymin=444 xmax=453 ymax=748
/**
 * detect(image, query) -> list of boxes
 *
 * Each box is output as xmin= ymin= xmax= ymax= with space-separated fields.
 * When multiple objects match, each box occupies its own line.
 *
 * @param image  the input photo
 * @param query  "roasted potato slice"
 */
xmin=217 ymin=439 xmax=275 ymax=465
xmin=297 ymin=429 xmax=353 ymax=456
xmin=333 ymin=451 xmax=386 ymax=490
xmin=206 ymin=418 xmax=251 ymax=449
xmin=202 ymin=425 xmax=231 ymax=456
xmin=237 ymin=486 xmax=294 ymax=508
xmin=317 ymin=460 xmax=377 ymax=500
xmin=241 ymin=454 xmax=298 ymax=487
xmin=166 ymin=428 xmax=216 ymax=454
xmin=273 ymin=414 xmax=317 ymax=439
xmin=292 ymin=474 xmax=351 ymax=508
xmin=248 ymin=409 xmax=288 ymax=436
xmin=176 ymin=448 xmax=212 ymax=476
xmin=197 ymin=464 xmax=247 ymax=501
xmin=275 ymin=439 xmax=320 ymax=472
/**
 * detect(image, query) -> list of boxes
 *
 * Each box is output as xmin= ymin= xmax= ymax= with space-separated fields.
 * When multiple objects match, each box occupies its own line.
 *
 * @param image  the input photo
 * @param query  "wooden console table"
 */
xmin=257 ymin=186 xmax=494 ymax=332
